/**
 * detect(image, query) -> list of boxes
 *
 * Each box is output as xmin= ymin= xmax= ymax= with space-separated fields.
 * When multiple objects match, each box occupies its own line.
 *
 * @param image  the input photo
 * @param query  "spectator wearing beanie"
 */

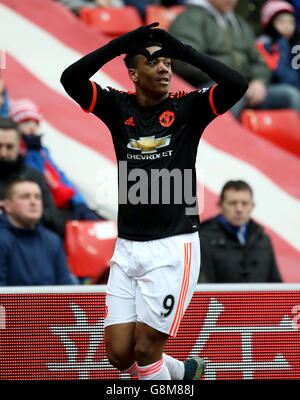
xmin=9 ymin=98 xmax=105 ymax=221
xmin=169 ymin=0 xmax=300 ymax=119
xmin=256 ymin=0 xmax=300 ymax=105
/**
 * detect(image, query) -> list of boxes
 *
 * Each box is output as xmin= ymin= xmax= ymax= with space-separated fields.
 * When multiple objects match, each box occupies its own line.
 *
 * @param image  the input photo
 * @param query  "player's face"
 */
xmin=132 ymin=46 xmax=172 ymax=99
xmin=219 ymin=189 xmax=254 ymax=227
xmin=4 ymin=181 xmax=43 ymax=229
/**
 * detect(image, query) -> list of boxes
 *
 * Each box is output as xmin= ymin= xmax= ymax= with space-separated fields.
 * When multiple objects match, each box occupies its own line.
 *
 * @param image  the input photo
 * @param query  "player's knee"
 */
xmin=134 ymin=334 xmax=163 ymax=365
xmin=134 ymin=341 xmax=154 ymax=365
xmin=106 ymin=345 xmax=133 ymax=371
xmin=105 ymin=337 xmax=134 ymax=371
xmin=134 ymin=323 xmax=168 ymax=365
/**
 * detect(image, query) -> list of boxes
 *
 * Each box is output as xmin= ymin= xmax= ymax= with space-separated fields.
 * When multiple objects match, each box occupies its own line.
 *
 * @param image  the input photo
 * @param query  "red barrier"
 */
xmin=65 ymin=221 xmax=117 ymax=282
xmin=145 ymin=5 xmax=186 ymax=31
xmin=0 ymin=285 xmax=299 ymax=380
xmin=79 ymin=6 xmax=143 ymax=37
xmin=240 ymin=109 xmax=300 ymax=158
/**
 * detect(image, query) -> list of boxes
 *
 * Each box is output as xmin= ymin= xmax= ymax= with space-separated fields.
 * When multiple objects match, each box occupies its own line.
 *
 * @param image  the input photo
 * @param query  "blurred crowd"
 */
xmin=1 ymin=0 xmax=298 ymax=286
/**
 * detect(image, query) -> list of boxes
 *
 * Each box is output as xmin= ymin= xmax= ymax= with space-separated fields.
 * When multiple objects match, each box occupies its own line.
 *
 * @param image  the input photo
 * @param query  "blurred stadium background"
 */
xmin=0 ymin=0 xmax=299 ymax=381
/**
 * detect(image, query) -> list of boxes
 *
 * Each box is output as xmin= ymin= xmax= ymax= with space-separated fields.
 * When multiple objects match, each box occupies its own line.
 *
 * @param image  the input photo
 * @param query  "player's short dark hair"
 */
xmin=3 ymin=177 xmax=41 ymax=200
xmin=0 ymin=117 xmax=21 ymax=139
xmin=220 ymin=180 xmax=253 ymax=202
xmin=124 ymin=53 xmax=139 ymax=69
xmin=124 ymin=41 xmax=163 ymax=70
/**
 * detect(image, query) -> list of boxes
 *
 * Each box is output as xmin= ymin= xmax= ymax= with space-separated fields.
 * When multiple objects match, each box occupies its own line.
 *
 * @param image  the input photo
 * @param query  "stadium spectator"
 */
xmin=169 ymin=0 xmax=300 ymax=117
xmin=56 ymin=0 xmax=185 ymax=19
xmin=0 ymin=77 xmax=10 ymax=118
xmin=9 ymin=98 xmax=103 ymax=222
xmin=256 ymin=0 xmax=300 ymax=99
xmin=124 ymin=1 xmax=186 ymax=20
xmin=199 ymin=180 xmax=282 ymax=283
xmin=56 ymin=0 xmax=124 ymax=15
xmin=289 ymin=0 xmax=300 ymax=30
xmin=0 ymin=178 xmax=76 ymax=286
xmin=0 ymin=117 xmax=65 ymax=237
xmin=235 ymin=0 xmax=267 ymax=35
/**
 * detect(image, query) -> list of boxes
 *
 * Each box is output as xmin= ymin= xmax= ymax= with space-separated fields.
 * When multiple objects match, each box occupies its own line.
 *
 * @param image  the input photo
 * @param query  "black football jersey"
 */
xmin=89 ymin=82 xmax=219 ymax=241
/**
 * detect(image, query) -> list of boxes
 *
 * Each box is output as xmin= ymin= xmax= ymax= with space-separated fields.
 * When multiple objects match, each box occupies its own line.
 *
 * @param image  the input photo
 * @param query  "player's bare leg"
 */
xmin=105 ymin=322 xmax=136 ymax=371
xmin=134 ymin=322 xmax=168 ymax=365
xmin=105 ymin=321 xmax=206 ymax=380
xmin=134 ymin=323 xmax=206 ymax=380
xmin=134 ymin=322 xmax=171 ymax=379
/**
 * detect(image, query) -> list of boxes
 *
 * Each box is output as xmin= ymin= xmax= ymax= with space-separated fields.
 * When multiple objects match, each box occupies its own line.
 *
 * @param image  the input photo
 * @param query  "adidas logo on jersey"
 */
xmin=124 ymin=116 xmax=135 ymax=126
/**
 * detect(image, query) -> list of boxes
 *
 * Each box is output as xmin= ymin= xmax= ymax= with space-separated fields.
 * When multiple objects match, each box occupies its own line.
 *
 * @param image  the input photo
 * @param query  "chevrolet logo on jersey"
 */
xmin=127 ymin=135 xmax=171 ymax=154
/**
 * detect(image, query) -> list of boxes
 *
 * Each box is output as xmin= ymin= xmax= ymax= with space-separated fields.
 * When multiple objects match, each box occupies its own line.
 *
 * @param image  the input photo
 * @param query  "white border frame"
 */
xmin=0 ymin=283 xmax=299 ymax=294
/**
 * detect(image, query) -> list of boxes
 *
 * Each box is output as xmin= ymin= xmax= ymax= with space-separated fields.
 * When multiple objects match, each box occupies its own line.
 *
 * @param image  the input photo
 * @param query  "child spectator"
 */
xmin=256 ymin=1 xmax=300 ymax=92
xmin=9 ymin=98 xmax=104 ymax=222
xmin=169 ymin=0 xmax=300 ymax=117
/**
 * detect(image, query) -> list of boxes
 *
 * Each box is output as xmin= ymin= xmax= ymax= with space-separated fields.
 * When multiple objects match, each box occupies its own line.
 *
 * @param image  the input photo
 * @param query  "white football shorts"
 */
xmin=104 ymin=231 xmax=200 ymax=337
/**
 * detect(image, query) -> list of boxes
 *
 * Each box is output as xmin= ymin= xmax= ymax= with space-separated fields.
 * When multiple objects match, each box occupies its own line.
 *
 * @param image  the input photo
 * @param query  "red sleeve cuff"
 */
xmin=209 ymin=84 xmax=223 ymax=116
xmin=82 ymin=80 xmax=97 ymax=113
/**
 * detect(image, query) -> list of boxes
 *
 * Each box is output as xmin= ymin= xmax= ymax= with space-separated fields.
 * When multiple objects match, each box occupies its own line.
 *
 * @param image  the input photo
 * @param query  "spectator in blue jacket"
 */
xmin=0 ymin=78 xmax=10 ymax=118
xmin=9 ymin=98 xmax=104 ymax=221
xmin=289 ymin=0 xmax=300 ymax=30
xmin=0 ymin=178 xmax=76 ymax=286
xmin=256 ymin=0 xmax=300 ymax=106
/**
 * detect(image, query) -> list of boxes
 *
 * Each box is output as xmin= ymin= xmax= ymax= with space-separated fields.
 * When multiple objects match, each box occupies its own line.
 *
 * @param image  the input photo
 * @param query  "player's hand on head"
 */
xmin=112 ymin=22 xmax=159 ymax=56
xmin=147 ymin=29 xmax=187 ymax=61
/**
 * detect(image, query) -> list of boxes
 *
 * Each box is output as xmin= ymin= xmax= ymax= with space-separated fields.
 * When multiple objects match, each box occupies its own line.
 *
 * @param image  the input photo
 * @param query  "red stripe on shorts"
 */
xmin=169 ymin=242 xmax=192 ymax=337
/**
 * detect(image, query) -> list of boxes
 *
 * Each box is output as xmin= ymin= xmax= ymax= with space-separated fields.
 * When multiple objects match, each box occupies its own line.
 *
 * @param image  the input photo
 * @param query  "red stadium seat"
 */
xmin=240 ymin=109 xmax=300 ymax=158
xmin=145 ymin=5 xmax=186 ymax=31
xmin=78 ymin=6 xmax=143 ymax=37
xmin=65 ymin=220 xmax=117 ymax=283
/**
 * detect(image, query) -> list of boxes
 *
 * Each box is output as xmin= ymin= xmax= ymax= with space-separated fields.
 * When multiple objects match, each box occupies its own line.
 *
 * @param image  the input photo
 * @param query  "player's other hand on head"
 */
xmin=147 ymin=29 xmax=186 ymax=61
xmin=114 ymin=22 xmax=160 ymax=57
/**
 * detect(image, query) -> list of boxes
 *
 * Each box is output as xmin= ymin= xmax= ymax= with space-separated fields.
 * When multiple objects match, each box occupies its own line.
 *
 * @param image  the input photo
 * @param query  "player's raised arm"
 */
xmin=149 ymin=29 xmax=249 ymax=114
xmin=60 ymin=23 xmax=159 ymax=108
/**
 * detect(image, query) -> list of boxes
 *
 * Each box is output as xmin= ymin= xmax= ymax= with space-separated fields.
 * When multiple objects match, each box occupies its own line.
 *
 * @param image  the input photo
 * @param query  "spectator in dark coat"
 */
xmin=0 ymin=178 xmax=75 ymax=286
xmin=199 ymin=180 xmax=282 ymax=283
xmin=0 ymin=118 xmax=65 ymax=236
xmin=235 ymin=0 xmax=267 ymax=35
